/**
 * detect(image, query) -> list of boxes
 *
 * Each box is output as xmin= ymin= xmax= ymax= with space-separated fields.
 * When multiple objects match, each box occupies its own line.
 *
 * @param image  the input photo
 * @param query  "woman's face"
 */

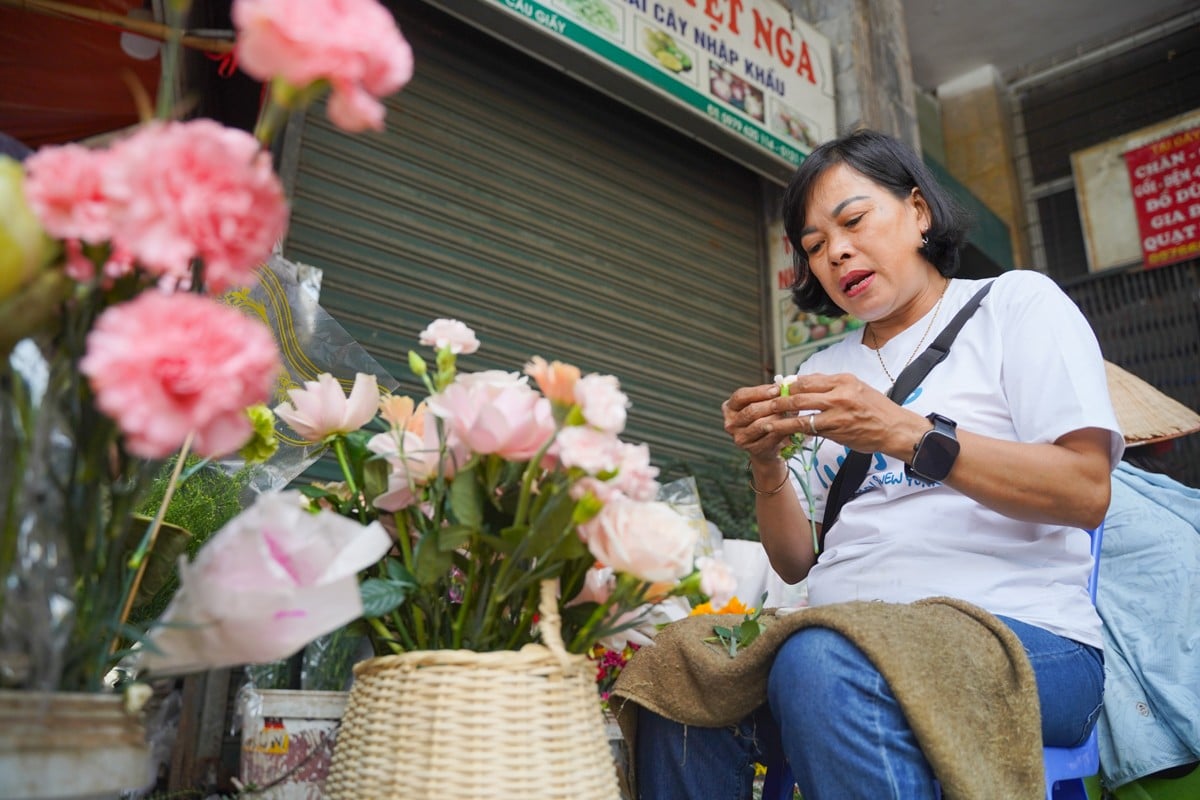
xmin=796 ymin=163 xmax=934 ymax=324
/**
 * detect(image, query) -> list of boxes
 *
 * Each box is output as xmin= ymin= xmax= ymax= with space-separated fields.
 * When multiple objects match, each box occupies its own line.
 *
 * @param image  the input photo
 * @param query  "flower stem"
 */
xmin=253 ymin=85 xmax=290 ymax=148
xmin=332 ymin=437 xmax=365 ymax=523
xmin=368 ymin=616 xmax=404 ymax=655
xmin=112 ymin=433 xmax=194 ymax=652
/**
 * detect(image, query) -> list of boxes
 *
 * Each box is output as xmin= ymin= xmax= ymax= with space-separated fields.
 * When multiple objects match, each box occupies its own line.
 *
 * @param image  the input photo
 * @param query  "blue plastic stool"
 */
xmin=763 ymin=525 xmax=1105 ymax=800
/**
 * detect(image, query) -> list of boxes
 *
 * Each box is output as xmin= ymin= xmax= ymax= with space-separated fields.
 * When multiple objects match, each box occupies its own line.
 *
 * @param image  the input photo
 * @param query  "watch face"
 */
xmin=913 ymin=418 xmax=961 ymax=482
xmin=918 ymin=432 xmax=958 ymax=474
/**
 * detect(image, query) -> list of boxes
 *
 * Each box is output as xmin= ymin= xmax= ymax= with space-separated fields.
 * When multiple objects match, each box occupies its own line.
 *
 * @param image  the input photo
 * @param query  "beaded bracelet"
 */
xmin=749 ymin=469 xmax=790 ymax=496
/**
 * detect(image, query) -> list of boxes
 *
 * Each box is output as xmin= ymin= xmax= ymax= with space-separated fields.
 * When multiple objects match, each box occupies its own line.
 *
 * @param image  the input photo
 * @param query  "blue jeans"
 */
xmin=635 ymin=615 xmax=1104 ymax=800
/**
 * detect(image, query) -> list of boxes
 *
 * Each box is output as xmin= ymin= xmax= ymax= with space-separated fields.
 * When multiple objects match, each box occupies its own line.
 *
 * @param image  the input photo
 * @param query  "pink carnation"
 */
xmin=232 ymin=0 xmax=414 ymax=132
xmin=23 ymin=143 xmax=114 ymax=243
xmin=419 ymin=318 xmax=480 ymax=355
xmin=80 ymin=291 xmax=282 ymax=459
xmin=575 ymin=373 xmax=630 ymax=434
xmin=555 ymin=426 xmax=622 ymax=475
xmin=103 ymin=120 xmax=287 ymax=293
xmin=609 ymin=442 xmax=660 ymax=501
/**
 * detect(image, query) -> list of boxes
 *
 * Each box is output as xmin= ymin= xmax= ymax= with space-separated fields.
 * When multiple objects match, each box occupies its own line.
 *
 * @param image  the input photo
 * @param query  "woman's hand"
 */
xmin=726 ymin=373 xmax=929 ymax=465
xmin=722 ymin=382 xmax=811 ymax=465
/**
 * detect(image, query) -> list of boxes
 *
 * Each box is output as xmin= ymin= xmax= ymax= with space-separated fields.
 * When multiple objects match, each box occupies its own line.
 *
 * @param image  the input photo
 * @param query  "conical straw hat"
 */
xmin=1105 ymin=361 xmax=1200 ymax=446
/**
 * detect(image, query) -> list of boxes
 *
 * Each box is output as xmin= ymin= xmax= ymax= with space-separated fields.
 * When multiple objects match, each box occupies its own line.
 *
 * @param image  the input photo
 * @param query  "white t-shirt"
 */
xmin=789 ymin=271 xmax=1124 ymax=648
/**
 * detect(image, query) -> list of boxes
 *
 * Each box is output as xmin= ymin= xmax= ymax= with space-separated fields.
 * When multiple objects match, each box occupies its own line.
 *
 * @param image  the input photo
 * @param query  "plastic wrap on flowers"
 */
xmin=0 ymin=341 xmax=74 ymax=689
xmin=657 ymin=476 xmax=719 ymax=559
xmin=325 ymin=580 xmax=621 ymax=800
xmin=218 ymin=254 xmax=399 ymax=494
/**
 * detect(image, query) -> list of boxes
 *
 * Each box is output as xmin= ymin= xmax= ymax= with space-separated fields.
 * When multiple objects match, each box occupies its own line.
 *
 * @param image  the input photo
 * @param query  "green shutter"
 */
xmin=279 ymin=3 xmax=765 ymax=467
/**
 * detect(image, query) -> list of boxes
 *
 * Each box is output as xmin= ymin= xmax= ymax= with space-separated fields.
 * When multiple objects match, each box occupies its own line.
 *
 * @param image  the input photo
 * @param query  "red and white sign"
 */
xmin=1124 ymin=127 xmax=1200 ymax=269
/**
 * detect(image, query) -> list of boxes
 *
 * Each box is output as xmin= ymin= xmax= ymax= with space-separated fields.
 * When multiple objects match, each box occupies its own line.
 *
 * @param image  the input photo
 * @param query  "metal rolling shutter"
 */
xmin=280 ymin=1 xmax=765 ymax=467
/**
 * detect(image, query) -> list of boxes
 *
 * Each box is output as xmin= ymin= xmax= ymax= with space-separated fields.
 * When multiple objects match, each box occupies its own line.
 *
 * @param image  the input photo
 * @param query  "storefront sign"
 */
xmin=483 ymin=0 xmax=835 ymax=168
xmin=1124 ymin=127 xmax=1200 ymax=269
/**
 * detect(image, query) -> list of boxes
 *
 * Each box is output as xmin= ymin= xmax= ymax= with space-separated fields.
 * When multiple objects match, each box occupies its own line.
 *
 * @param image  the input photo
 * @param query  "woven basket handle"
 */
xmin=537 ymin=579 xmax=575 ymax=670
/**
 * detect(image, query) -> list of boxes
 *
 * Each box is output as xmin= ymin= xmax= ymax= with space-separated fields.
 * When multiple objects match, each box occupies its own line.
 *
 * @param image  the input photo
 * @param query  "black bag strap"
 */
xmin=816 ymin=281 xmax=994 ymax=552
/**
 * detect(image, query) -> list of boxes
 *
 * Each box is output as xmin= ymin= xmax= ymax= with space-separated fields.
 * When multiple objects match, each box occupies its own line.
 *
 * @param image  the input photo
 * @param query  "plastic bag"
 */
xmin=218 ymin=254 xmax=399 ymax=494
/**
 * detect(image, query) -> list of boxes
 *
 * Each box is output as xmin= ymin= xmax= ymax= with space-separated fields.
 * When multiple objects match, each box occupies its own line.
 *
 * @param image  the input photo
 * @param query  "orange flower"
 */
xmin=523 ymin=355 xmax=580 ymax=405
xmin=690 ymin=596 xmax=753 ymax=616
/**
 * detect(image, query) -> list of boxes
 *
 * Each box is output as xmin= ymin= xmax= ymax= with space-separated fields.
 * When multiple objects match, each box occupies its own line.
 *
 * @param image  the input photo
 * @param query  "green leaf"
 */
xmin=448 ymin=466 xmax=483 ymax=528
xmin=523 ymin=490 xmax=577 ymax=556
xmin=299 ymin=484 xmax=335 ymax=500
xmin=412 ymin=533 xmax=454 ymax=585
xmin=498 ymin=524 xmax=528 ymax=547
xmin=438 ymin=524 xmax=475 ymax=553
xmin=362 ymin=456 xmax=390 ymax=506
xmin=384 ymin=559 xmax=416 ymax=585
xmin=476 ymin=531 xmax=517 ymax=555
xmin=546 ymin=526 xmax=588 ymax=562
xmin=130 ymin=519 xmax=191 ymax=609
xmin=360 ymin=578 xmax=412 ymax=617
xmin=735 ymin=619 xmax=763 ymax=650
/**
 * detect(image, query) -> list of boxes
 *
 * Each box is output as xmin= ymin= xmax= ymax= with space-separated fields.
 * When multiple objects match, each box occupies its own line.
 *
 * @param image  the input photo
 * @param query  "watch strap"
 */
xmin=817 ymin=281 xmax=994 ymax=552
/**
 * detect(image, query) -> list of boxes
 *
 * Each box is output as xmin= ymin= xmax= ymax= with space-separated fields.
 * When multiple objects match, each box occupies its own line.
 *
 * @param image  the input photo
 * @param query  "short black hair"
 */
xmin=781 ymin=129 xmax=970 ymax=316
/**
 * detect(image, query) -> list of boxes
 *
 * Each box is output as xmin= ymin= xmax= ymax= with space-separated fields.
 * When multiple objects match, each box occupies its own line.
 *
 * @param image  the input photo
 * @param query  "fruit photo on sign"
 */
xmin=782 ymin=305 xmax=863 ymax=350
xmin=642 ymin=27 xmax=693 ymax=74
xmin=559 ymin=0 xmax=620 ymax=35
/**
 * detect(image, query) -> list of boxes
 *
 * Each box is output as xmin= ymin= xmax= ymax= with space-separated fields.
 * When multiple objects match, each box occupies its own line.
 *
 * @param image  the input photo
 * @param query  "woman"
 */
xmin=635 ymin=129 xmax=1124 ymax=799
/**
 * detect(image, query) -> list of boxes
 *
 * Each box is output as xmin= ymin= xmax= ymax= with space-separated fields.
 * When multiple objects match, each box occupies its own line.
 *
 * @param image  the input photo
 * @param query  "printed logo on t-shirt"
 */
xmin=813 ymin=386 xmax=937 ymax=497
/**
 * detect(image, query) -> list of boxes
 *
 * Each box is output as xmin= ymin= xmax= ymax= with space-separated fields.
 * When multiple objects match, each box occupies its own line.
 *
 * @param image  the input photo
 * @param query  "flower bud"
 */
xmin=408 ymin=350 xmax=428 ymax=377
xmin=239 ymin=404 xmax=280 ymax=463
xmin=0 ymin=157 xmax=57 ymax=303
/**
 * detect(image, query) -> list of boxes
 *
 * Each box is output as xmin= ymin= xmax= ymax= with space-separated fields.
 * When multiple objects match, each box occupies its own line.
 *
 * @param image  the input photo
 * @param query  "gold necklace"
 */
xmin=868 ymin=280 xmax=950 ymax=384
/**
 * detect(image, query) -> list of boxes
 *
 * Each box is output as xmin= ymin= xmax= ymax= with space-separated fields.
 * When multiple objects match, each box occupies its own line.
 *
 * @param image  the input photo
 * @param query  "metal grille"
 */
xmin=1062 ymin=259 xmax=1200 ymax=485
xmin=278 ymin=1 xmax=765 ymax=467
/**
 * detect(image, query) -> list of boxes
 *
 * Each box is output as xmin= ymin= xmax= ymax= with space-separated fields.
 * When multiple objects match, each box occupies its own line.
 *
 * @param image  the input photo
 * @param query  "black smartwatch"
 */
xmin=905 ymin=413 xmax=960 ymax=483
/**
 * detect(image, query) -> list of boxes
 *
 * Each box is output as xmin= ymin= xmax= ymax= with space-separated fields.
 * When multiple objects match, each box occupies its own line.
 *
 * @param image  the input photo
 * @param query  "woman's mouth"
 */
xmin=840 ymin=271 xmax=874 ymax=297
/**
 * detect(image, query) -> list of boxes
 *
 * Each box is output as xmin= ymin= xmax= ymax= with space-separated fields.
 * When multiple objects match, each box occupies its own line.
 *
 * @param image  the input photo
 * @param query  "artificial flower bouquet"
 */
xmin=0 ymin=0 xmax=413 ymax=692
xmin=142 ymin=319 xmax=738 ymax=676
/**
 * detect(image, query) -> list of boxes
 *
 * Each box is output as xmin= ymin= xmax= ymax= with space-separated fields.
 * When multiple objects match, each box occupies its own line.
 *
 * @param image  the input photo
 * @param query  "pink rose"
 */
xmin=426 ymin=370 xmax=557 ymax=461
xmin=581 ymin=498 xmax=697 ymax=583
xmin=524 ymin=356 xmax=580 ymax=405
xmin=419 ymin=318 xmax=480 ymax=354
xmin=575 ymin=373 xmax=630 ymax=434
xmin=232 ymin=0 xmax=414 ymax=132
xmin=79 ymin=291 xmax=281 ymax=459
xmin=274 ymin=372 xmax=379 ymax=442
xmin=103 ymin=120 xmax=286 ymax=292
xmin=22 ymin=143 xmax=114 ymax=243
xmin=140 ymin=490 xmax=392 ymax=675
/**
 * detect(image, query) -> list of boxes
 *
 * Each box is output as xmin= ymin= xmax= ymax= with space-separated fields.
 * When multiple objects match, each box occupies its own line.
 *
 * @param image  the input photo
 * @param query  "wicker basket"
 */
xmin=325 ymin=581 xmax=621 ymax=799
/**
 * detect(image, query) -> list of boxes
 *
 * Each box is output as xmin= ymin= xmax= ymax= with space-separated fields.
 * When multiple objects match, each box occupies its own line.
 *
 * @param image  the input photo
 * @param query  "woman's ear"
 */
xmin=910 ymin=187 xmax=932 ymax=231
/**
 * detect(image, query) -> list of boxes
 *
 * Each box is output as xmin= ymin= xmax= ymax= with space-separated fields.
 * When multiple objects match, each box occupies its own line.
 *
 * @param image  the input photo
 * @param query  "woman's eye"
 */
xmin=845 ymin=214 xmax=865 ymax=227
xmin=806 ymin=241 xmax=824 ymax=256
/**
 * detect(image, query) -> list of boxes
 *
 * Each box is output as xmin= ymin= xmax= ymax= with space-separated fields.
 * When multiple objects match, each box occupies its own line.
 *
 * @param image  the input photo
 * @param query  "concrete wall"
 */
xmin=937 ymin=65 xmax=1030 ymax=267
xmin=797 ymin=0 xmax=920 ymax=150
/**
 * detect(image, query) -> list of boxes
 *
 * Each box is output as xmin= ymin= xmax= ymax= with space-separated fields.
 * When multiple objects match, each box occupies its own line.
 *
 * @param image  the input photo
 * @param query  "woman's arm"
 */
xmin=782 ymin=372 xmax=1113 ymax=530
xmin=724 ymin=383 xmax=821 ymax=583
